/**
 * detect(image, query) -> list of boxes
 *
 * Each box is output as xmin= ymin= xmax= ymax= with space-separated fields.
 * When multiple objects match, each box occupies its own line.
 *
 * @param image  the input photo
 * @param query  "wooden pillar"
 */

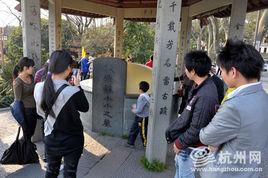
xmin=146 ymin=0 xmax=182 ymax=163
xmin=21 ymin=0 xmax=41 ymax=69
xmin=177 ymin=7 xmax=192 ymax=76
xmin=49 ymin=0 xmax=62 ymax=55
xmin=114 ymin=8 xmax=124 ymax=58
xmin=228 ymin=0 xmax=247 ymax=40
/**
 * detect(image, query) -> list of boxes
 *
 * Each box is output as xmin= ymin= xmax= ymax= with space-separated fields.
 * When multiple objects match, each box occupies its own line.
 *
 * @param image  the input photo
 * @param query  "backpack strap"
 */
xmin=45 ymin=84 xmax=68 ymax=119
xmin=16 ymin=127 xmax=21 ymax=141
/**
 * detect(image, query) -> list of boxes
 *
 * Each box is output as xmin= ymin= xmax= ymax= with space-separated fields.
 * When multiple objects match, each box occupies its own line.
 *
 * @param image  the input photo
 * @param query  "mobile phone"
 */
xmin=72 ymin=68 xmax=79 ymax=76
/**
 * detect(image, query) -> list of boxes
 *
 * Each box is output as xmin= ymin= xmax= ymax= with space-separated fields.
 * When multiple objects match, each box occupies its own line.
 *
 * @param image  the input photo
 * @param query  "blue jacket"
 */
xmin=80 ymin=57 xmax=89 ymax=74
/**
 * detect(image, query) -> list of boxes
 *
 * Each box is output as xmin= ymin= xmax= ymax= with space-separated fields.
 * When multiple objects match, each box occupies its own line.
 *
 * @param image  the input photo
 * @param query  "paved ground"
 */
xmin=0 ymin=111 xmax=175 ymax=178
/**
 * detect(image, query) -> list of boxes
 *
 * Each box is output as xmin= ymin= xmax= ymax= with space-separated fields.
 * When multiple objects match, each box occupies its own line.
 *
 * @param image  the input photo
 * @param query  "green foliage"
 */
xmin=99 ymin=132 xmax=114 ymax=137
xmin=5 ymin=26 xmax=23 ymax=63
xmin=40 ymin=19 xmax=49 ymax=63
xmin=0 ymin=95 xmax=13 ymax=108
xmin=81 ymin=21 xmax=155 ymax=63
xmin=140 ymin=156 xmax=167 ymax=172
xmin=61 ymin=20 xmax=78 ymax=49
xmin=4 ymin=19 xmax=77 ymax=65
xmin=123 ymin=21 xmax=155 ymax=64
xmin=0 ymin=62 xmax=15 ymax=108
xmin=244 ymin=11 xmax=258 ymax=44
xmin=81 ymin=23 xmax=114 ymax=57
xmin=122 ymin=134 xmax=128 ymax=139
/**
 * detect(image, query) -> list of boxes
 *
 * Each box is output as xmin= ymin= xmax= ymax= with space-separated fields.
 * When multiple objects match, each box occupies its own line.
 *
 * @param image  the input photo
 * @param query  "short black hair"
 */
xmin=17 ymin=57 xmax=35 ymax=72
xmin=150 ymin=55 xmax=153 ymax=61
xmin=184 ymin=51 xmax=211 ymax=77
xmin=139 ymin=81 xmax=150 ymax=92
xmin=217 ymin=39 xmax=264 ymax=80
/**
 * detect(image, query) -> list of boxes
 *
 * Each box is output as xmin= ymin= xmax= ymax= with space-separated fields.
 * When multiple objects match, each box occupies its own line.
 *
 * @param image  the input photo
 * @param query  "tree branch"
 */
xmin=0 ymin=0 xmax=22 ymax=26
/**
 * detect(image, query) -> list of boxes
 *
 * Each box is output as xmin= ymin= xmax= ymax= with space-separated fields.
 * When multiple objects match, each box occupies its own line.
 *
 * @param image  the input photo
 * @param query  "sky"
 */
xmin=0 ymin=0 xmax=21 ymax=27
xmin=0 ymin=0 xmax=49 ymax=27
xmin=0 ymin=0 xmax=109 ymax=28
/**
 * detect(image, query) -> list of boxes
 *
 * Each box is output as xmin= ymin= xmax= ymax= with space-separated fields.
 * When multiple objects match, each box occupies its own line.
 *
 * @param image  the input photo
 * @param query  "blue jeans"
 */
xmin=174 ymin=148 xmax=195 ymax=178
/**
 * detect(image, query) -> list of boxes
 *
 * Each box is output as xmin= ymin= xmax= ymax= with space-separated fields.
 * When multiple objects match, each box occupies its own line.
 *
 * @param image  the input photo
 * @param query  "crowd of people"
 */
xmin=124 ymin=39 xmax=268 ymax=178
xmin=8 ymin=39 xmax=268 ymax=178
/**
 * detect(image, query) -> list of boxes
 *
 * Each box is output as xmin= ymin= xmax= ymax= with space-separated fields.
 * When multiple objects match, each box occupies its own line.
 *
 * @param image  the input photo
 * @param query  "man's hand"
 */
xmin=131 ymin=104 xmax=136 ymax=113
xmin=73 ymin=69 xmax=81 ymax=86
xmin=173 ymin=143 xmax=180 ymax=154
xmin=208 ymin=145 xmax=218 ymax=152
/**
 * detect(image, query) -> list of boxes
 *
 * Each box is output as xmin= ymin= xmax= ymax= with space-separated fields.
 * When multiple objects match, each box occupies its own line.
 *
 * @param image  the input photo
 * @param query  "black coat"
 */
xmin=175 ymin=77 xmax=219 ymax=150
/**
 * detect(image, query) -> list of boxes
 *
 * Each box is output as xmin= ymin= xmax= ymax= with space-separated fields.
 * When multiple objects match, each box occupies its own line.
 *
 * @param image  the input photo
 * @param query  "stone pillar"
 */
xmin=21 ymin=0 xmax=42 ymax=142
xmin=49 ymin=0 xmax=62 ymax=55
xmin=228 ymin=0 xmax=247 ymax=40
xmin=177 ymin=7 xmax=192 ymax=76
xmin=21 ymin=0 xmax=41 ymax=69
xmin=146 ymin=0 xmax=182 ymax=163
xmin=114 ymin=8 xmax=124 ymax=58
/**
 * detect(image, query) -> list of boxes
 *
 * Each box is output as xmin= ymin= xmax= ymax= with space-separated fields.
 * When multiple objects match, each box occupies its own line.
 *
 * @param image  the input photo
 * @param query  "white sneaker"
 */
xmin=44 ymin=163 xmax=48 ymax=169
xmin=60 ymin=163 xmax=64 ymax=171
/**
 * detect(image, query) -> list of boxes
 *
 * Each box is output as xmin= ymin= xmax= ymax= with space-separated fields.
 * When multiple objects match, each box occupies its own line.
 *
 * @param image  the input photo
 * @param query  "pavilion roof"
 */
xmin=15 ymin=0 xmax=268 ymax=21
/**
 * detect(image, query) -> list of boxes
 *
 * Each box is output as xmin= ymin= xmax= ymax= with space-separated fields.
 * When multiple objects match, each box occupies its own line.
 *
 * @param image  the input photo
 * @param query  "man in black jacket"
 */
xmin=172 ymin=51 xmax=219 ymax=178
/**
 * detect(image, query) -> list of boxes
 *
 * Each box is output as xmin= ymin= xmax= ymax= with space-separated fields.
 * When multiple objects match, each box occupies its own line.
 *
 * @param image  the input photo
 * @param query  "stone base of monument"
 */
xmin=80 ymin=88 xmax=93 ymax=132
xmin=123 ymin=95 xmax=138 ymax=136
xmin=80 ymin=87 xmax=138 ymax=137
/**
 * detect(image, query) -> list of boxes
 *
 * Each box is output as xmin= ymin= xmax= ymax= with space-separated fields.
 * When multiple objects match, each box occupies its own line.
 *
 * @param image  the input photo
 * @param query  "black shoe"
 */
xmin=125 ymin=142 xmax=135 ymax=148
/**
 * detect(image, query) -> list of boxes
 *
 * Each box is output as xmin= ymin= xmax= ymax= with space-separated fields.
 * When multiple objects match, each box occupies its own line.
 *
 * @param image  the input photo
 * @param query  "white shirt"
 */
xmin=228 ymin=82 xmax=261 ymax=99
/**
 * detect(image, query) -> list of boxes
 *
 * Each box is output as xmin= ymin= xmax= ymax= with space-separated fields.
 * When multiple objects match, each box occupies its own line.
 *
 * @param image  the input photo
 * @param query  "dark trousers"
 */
xmin=45 ymin=149 xmax=82 ymax=178
xmin=128 ymin=116 xmax=148 ymax=147
xmin=81 ymin=72 xmax=88 ymax=80
xmin=23 ymin=108 xmax=38 ymax=140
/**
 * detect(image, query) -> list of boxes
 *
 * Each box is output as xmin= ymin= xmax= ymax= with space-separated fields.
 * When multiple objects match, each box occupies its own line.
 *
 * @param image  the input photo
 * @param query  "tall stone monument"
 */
xmin=92 ymin=58 xmax=127 ymax=136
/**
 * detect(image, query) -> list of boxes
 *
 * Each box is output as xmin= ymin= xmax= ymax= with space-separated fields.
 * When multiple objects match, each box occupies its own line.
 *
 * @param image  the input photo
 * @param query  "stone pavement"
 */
xmin=0 ymin=110 xmax=175 ymax=178
xmin=1 ymin=109 xmax=268 ymax=178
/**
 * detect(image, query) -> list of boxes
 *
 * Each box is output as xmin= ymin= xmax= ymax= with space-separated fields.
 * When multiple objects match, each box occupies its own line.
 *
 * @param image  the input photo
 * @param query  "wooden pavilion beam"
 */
xmin=189 ymin=0 xmax=232 ymax=17
xmin=62 ymin=0 xmax=117 ymax=17
xmin=62 ymin=0 xmax=157 ymax=19
xmin=124 ymin=8 xmax=156 ymax=18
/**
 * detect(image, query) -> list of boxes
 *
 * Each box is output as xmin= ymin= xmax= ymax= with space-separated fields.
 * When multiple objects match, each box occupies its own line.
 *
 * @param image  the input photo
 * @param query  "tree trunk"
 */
xmin=207 ymin=22 xmax=213 ymax=59
xmin=209 ymin=17 xmax=219 ymax=62
xmin=196 ymin=22 xmax=201 ymax=50
xmin=256 ymin=10 xmax=268 ymax=46
xmin=197 ymin=27 xmax=206 ymax=50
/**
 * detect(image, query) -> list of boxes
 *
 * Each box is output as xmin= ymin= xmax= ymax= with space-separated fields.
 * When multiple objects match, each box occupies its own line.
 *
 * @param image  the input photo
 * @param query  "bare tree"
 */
xmin=65 ymin=15 xmax=94 ymax=39
xmin=207 ymin=21 xmax=213 ymax=59
xmin=191 ymin=20 xmax=205 ymax=50
xmin=209 ymin=16 xmax=219 ymax=61
xmin=256 ymin=10 xmax=268 ymax=45
xmin=219 ymin=18 xmax=229 ymax=41
xmin=0 ymin=0 xmax=22 ymax=26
